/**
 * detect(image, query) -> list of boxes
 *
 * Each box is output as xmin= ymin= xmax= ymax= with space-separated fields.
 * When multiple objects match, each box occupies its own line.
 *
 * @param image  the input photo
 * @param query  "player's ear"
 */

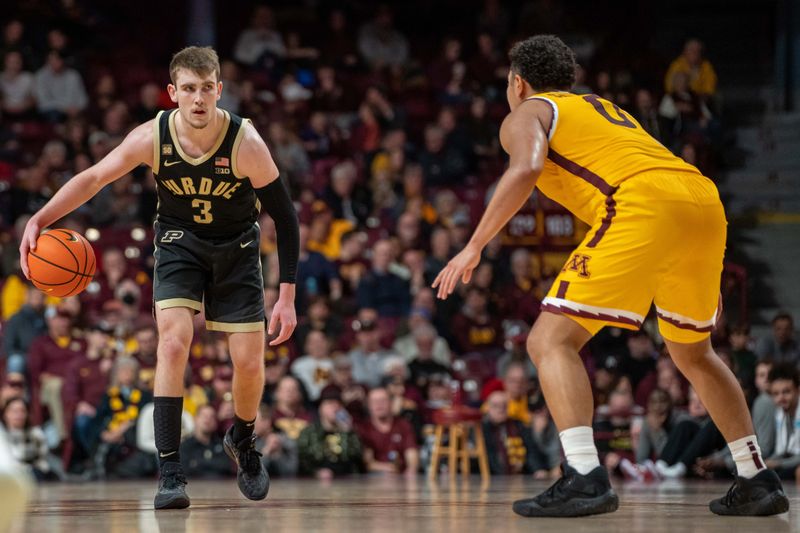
xmin=167 ymin=84 xmax=178 ymax=103
xmin=217 ymin=81 xmax=223 ymax=101
xmin=514 ymin=74 xmax=526 ymax=99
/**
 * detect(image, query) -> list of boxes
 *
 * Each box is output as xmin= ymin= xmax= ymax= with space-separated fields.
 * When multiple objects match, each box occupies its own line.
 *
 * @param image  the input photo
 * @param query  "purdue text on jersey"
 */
xmin=152 ymin=109 xmax=259 ymax=239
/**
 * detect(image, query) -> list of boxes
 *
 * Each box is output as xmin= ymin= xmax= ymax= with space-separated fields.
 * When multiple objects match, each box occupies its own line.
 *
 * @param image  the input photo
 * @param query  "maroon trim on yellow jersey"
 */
xmin=546 ymin=149 xmax=619 ymax=248
xmin=547 ymin=149 xmax=615 ymax=196
xmin=586 ymin=194 xmax=618 ymax=249
xmin=556 ymin=280 xmax=569 ymax=299
xmin=540 ymin=302 xmax=642 ymax=329
xmin=656 ymin=310 xmax=714 ymax=333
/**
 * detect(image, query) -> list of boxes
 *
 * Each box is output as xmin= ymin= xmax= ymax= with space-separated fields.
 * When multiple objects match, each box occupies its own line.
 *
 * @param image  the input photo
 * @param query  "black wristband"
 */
xmin=255 ymin=178 xmax=299 ymax=284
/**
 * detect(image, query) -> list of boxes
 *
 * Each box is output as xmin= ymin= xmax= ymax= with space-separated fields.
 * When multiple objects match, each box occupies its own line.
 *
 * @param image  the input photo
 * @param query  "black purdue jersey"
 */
xmin=152 ymin=109 xmax=259 ymax=240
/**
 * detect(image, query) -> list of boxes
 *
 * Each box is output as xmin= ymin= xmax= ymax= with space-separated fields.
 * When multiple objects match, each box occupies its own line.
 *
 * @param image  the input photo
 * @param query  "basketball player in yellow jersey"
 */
xmin=434 ymin=35 xmax=789 ymax=518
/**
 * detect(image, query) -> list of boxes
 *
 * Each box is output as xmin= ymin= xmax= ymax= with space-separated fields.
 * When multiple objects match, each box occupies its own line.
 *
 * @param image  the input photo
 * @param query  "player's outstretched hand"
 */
xmin=268 ymin=297 xmax=297 ymax=346
xmin=18 ymin=218 xmax=41 ymax=280
xmin=431 ymin=244 xmax=481 ymax=300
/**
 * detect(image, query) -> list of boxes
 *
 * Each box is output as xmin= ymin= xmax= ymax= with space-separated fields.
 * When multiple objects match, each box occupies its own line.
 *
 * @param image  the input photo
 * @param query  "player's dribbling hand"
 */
xmin=18 ymin=217 xmax=41 ymax=280
xmin=268 ymin=297 xmax=297 ymax=346
xmin=431 ymin=244 xmax=481 ymax=299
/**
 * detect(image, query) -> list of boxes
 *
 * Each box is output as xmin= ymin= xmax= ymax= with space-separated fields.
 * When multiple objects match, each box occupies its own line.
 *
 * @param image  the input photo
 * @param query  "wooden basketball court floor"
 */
xmin=13 ymin=476 xmax=800 ymax=532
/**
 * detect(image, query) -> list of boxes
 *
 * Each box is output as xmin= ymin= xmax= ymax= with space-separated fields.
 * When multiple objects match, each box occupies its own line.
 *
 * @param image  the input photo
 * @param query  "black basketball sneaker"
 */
xmin=223 ymin=427 xmax=270 ymax=501
xmin=709 ymin=469 xmax=789 ymax=516
xmin=154 ymin=461 xmax=190 ymax=510
xmin=512 ymin=464 xmax=619 ymax=517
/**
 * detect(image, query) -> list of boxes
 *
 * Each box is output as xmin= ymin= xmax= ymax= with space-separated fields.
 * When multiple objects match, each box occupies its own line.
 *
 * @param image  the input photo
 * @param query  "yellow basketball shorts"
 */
xmin=541 ymin=172 xmax=727 ymax=344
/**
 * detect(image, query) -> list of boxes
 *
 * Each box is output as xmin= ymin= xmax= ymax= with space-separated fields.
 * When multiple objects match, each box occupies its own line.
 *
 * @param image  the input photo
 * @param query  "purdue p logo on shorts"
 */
xmin=160 ymin=230 xmax=184 ymax=243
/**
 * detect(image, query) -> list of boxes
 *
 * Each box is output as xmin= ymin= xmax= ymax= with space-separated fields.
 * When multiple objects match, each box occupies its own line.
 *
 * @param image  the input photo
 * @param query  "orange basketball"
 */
xmin=28 ymin=228 xmax=96 ymax=297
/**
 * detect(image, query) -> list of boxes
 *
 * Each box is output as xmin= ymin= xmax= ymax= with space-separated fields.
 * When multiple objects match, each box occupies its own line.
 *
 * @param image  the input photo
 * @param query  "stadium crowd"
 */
xmin=1 ymin=2 xmax=799 ymax=484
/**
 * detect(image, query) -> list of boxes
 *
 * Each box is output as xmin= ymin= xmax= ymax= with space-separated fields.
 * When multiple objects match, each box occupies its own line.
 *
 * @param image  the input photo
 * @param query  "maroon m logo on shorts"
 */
xmin=564 ymin=254 xmax=592 ymax=278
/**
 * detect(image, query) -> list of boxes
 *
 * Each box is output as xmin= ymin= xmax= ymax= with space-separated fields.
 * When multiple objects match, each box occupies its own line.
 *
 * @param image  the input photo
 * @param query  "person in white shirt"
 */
xmin=392 ymin=311 xmax=451 ymax=366
xmin=34 ymin=50 xmax=88 ymax=121
xmin=0 ymin=50 xmax=35 ymax=118
xmin=765 ymin=363 xmax=800 ymax=480
xmin=357 ymin=5 xmax=409 ymax=69
xmin=0 ymin=425 xmax=31 ymax=533
xmin=233 ymin=5 xmax=286 ymax=66
xmin=291 ymin=330 xmax=334 ymax=401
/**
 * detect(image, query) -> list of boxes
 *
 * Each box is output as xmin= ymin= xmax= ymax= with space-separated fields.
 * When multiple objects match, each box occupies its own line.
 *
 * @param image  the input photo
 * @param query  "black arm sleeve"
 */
xmin=255 ymin=178 xmax=299 ymax=284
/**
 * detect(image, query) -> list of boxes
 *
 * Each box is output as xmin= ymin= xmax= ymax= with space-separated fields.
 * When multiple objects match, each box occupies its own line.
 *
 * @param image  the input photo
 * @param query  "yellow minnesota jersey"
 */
xmin=529 ymin=91 xmax=703 ymax=224
xmin=529 ymin=91 xmax=727 ymax=344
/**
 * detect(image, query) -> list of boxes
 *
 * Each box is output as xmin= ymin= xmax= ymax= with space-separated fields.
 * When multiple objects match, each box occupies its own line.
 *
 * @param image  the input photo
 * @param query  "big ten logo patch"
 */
xmin=160 ymin=230 xmax=184 ymax=243
xmin=563 ymin=253 xmax=591 ymax=278
xmin=215 ymin=156 xmax=230 ymax=174
xmin=161 ymin=144 xmax=173 ymax=155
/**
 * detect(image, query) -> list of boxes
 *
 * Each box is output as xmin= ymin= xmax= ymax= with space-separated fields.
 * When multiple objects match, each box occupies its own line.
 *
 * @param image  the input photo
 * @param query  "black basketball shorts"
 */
xmin=152 ymin=221 xmax=265 ymax=332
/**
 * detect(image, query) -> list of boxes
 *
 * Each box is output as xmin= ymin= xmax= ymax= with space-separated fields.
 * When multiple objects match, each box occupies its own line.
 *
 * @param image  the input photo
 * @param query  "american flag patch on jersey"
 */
xmin=215 ymin=157 xmax=229 ymax=167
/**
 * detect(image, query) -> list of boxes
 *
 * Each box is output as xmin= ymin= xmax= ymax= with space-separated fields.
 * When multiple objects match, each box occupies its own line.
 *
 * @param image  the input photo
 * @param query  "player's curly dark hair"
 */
xmin=508 ymin=35 xmax=576 ymax=91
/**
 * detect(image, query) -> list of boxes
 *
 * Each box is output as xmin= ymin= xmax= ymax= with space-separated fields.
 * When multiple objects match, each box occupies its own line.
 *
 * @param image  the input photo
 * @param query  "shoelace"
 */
xmin=720 ymin=481 xmax=739 ymax=507
xmin=237 ymin=435 xmax=263 ymax=475
xmin=539 ymin=474 xmax=574 ymax=503
xmin=163 ymin=471 xmax=187 ymax=490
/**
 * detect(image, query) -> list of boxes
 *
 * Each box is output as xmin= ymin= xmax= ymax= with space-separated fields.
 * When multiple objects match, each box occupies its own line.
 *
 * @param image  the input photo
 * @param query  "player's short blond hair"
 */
xmin=169 ymin=46 xmax=220 ymax=84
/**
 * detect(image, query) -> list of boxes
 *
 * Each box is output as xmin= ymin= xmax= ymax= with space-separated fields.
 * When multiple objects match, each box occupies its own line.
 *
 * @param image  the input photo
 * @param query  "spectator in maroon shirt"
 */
xmin=27 ymin=308 xmax=85 ymax=439
xmin=498 ymin=248 xmax=541 ymax=325
xmin=350 ymin=103 xmax=382 ymax=153
xmin=81 ymin=247 xmax=127 ymax=316
xmin=358 ymin=387 xmax=419 ymax=475
xmin=382 ymin=368 xmax=424 ymax=443
xmin=62 ymin=322 xmax=116 ymax=456
xmin=451 ymin=287 xmax=502 ymax=356
xmin=271 ymin=375 xmax=312 ymax=441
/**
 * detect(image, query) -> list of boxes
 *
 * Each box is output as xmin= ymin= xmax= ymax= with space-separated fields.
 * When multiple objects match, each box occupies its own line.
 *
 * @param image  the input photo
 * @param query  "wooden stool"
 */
xmin=428 ymin=406 xmax=490 ymax=484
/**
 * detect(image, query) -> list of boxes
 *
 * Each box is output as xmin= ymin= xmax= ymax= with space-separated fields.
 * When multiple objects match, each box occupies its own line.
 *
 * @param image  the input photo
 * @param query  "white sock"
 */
xmin=728 ymin=435 xmax=767 ymax=479
xmin=559 ymin=426 xmax=600 ymax=475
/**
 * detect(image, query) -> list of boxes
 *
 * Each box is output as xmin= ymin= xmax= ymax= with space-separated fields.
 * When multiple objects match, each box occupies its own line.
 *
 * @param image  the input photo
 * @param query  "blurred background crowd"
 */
xmin=0 ymin=0 xmax=798 ymax=484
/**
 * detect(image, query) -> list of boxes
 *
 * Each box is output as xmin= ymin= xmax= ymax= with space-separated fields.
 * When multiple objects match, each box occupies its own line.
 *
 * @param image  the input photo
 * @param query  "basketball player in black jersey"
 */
xmin=19 ymin=47 xmax=299 ymax=509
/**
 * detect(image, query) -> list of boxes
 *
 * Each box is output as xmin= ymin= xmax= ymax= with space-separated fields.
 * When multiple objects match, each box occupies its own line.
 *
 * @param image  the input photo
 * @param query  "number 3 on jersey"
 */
xmin=583 ymin=94 xmax=637 ymax=129
xmin=192 ymin=198 xmax=213 ymax=223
